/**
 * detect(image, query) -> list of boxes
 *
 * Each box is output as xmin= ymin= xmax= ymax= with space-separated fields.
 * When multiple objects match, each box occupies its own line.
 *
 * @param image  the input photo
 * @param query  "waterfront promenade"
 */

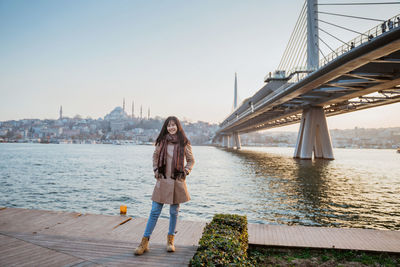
xmin=1 ymin=207 xmax=399 ymax=266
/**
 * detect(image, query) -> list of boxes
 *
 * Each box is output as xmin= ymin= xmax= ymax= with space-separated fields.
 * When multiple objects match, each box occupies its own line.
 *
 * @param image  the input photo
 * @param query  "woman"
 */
xmin=134 ymin=116 xmax=195 ymax=255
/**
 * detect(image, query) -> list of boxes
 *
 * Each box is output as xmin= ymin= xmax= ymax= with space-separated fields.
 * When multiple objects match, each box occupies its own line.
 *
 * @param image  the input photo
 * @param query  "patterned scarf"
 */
xmin=158 ymin=134 xmax=185 ymax=179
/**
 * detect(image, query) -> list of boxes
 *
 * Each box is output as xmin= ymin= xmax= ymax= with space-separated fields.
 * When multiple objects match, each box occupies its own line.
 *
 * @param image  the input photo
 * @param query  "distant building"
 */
xmin=104 ymin=107 xmax=129 ymax=121
xmin=104 ymin=107 xmax=129 ymax=132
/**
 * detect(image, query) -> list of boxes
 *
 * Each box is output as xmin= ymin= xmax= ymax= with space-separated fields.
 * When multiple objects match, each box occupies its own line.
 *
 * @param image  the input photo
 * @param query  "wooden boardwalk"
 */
xmin=248 ymin=223 xmax=400 ymax=253
xmin=0 ymin=207 xmax=206 ymax=266
xmin=1 ymin=207 xmax=399 ymax=266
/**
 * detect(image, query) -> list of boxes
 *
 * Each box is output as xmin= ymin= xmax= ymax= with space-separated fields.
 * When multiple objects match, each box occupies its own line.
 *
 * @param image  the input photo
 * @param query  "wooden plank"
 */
xmin=0 ymin=208 xmax=205 ymax=246
xmin=248 ymin=223 xmax=400 ymax=253
xmin=0 ymin=208 xmax=81 ymax=234
xmin=3 ymin=207 xmax=400 ymax=266
xmin=3 ymin=229 xmax=198 ymax=266
xmin=177 ymin=220 xmax=197 ymax=246
xmin=0 ymin=232 xmax=82 ymax=267
xmin=55 ymin=243 xmax=196 ymax=266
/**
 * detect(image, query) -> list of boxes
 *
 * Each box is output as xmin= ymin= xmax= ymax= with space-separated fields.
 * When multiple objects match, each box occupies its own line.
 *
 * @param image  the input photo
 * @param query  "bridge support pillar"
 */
xmin=294 ymin=107 xmax=334 ymax=160
xmin=233 ymin=132 xmax=241 ymax=149
xmin=222 ymin=135 xmax=228 ymax=147
xmin=227 ymin=135 xmax=233 ymax=148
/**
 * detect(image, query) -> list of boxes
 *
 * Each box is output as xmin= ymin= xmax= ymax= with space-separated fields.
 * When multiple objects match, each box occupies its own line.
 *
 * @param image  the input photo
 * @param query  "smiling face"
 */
xmin=167 ymin=120 xmax=178 ymax=135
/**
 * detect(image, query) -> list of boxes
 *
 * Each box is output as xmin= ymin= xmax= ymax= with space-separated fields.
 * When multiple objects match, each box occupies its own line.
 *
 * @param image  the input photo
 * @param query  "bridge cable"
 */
xmin=318 ymin=27 xmax=350 ymax=46
xmin=318 ymin=36 xmax=338 ymax=55
xmin=286 ymin=21 xmax=307 ymax=72
xmin=291 ymin=0 xmax=312 ymax=71
xmin=317 ymin=11 xmax=385 ymax=22
xmin=318 ymin=19 xmax=369 ymax=37
xmin=277 ymin=4 xmax=305 ymax=70
xmin=297 ymin=42 xmax=307 ymax=69
xmin=278 ymin=1 xmax=307 ymax=70
xmin=296 ymin=44 xmax=308 ymax=77
xmin=301 ymin=46 xmax=308 ymax=68
xmin=292 ymin=37 xmax=307 ymax=71
xmin=278 ymin=2 xmax=305 ymax=69
xmin=281 ymin=9 xmax=307 ymax=72
xmin=318 ymin=45 xmax=329 ymax=65
xmin=318 ymin=2 xmax=400 ymax=6
xmin=278 ymin=7 xmax=304 ymax=69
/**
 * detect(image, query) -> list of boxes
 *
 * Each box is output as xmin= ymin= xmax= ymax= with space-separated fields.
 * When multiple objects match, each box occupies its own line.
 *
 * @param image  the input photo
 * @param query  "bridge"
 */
xmin=214 ymin=0 xmax=400 ymax=160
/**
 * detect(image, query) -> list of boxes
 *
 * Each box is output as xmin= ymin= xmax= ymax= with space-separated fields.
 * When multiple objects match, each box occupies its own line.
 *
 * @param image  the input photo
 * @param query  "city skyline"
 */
xmin=1 ymin=0 xmax=399 ymax=131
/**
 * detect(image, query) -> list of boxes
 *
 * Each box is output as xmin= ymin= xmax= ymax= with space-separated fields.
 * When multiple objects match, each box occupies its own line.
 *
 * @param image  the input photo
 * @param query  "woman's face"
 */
xmin=167 ymin=120 xmax=178 ymax=135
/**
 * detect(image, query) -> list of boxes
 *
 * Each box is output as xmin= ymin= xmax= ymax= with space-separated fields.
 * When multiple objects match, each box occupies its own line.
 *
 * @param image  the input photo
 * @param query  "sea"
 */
xmin=0 ymin=143 xmax=399 ymax=230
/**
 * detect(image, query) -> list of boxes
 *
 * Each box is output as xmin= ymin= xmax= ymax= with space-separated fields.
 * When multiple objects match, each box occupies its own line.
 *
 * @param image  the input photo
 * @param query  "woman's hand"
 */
xmin=184 ymin=168 xmax=190 ymax=176
xmin=154 ymin=170 xmax=164 ymax=179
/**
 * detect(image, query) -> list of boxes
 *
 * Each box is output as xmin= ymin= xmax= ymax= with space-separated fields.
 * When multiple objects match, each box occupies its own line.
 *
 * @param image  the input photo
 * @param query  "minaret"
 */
xmin=140 ymin=105 xmax=143 ymax=120
xmin=148 ymin=107 xmax=150 ymax=120
xmin=59 ymin=105 xmax=63 ymax=120
xmin=132 ymin=101 xmax=135 ymax=119
xmin=234 ymin=73 xmax=238 ymax=109
xmin=123 ymin=98 xmax=125 ymax=112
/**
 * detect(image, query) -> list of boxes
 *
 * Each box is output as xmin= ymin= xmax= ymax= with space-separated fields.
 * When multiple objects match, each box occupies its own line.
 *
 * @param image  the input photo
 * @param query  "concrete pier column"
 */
xmin=294 ymin=107 xmax=334 ymax=160
xmin=233 ymin=132 xmax=241 ymax=149
xmin=227 ymin=135 xmax=233 ymax=148
xmin=217 ymin=136 xmax=223 ymax=147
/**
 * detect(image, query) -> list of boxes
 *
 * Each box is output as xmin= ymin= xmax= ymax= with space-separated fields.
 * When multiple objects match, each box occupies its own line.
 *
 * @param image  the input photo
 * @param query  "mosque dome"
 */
xmin=104 ymin=107 xmax=129 ymax=121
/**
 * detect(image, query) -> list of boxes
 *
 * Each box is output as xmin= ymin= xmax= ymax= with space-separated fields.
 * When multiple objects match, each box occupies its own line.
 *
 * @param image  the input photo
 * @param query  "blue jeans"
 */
xmin=143 ymin=201 xmax=180 ymax=238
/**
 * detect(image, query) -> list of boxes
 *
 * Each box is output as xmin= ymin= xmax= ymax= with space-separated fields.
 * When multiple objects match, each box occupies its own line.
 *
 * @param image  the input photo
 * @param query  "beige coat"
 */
xmin=151 ymin=143 xmax=195 ymax=204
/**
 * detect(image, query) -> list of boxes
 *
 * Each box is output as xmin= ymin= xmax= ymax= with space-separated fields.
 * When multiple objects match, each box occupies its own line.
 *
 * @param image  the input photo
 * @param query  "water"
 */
xmin=0 ymin=143 xmax=399 ymax=230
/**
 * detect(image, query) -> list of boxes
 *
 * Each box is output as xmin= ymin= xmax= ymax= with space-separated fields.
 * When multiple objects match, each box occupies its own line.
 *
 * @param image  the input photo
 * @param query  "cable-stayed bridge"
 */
xmin=214 ymin=0 xmax=400 ymax=160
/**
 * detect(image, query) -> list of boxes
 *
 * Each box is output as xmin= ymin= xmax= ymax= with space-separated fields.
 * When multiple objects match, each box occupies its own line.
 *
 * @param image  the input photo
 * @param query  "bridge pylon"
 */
xmin=222 ymin=135 xmax=227 ymax=147
xmin=294 ymin=107 xmax=334 ymax=160
xmin=222 ymin=135 xmax=232 ymax=148
xmin=233 ymin=132 xmax=241 ymax=149
xmin=229 ymin=73 xmax=241 ymax=149
xmin=227 ymin=135 xmax=233 ymax=148
xmin=221 ymin=133 xmax=241 ymax=149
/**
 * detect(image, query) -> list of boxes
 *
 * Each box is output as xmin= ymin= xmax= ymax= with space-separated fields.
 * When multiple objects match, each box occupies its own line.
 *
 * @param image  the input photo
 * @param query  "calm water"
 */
xmin=0 ymin=143 xmax=399 ymax=230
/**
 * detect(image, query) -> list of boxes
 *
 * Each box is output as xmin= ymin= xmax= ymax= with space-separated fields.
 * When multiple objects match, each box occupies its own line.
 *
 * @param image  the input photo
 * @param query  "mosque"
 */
xmin=103 ymin=98 xmax=149 ymax=132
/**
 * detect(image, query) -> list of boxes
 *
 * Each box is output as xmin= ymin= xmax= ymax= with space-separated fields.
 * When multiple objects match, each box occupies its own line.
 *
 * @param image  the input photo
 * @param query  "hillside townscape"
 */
xmin=0 ymin=106 xmax=218 ymax=145
xmin=1 ymin=106 xmax=399 ymax=149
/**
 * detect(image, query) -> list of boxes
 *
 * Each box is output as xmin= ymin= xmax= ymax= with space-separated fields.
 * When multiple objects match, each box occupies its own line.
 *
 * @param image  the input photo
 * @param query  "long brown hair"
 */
xmin=155 ymin=116 xmax=189 ymax=146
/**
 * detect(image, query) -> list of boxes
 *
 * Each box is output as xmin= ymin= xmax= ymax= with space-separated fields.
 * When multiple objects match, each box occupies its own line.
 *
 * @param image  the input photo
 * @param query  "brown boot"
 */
xmin=167 ymin=234 xmax=175 ymax=252
xmin=134 ymin=236 xmax=149 ymax=255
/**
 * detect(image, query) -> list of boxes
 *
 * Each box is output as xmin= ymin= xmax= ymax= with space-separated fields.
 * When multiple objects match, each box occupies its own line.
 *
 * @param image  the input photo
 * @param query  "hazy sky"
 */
xmin=1 ymin=0 xmax=399 ymax=130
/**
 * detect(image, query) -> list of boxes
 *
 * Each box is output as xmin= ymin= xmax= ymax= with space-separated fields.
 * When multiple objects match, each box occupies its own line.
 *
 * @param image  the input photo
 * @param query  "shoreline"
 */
xmin=1 ymin=141 xmax=399 ymax=150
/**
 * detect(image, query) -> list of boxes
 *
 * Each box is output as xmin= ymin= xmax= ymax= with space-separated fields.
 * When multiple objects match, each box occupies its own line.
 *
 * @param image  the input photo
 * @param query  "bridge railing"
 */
xmin=318 ymin=14 xmax=400 ymax=68
xmin=283 ymin=14 xmax=400 ymax=84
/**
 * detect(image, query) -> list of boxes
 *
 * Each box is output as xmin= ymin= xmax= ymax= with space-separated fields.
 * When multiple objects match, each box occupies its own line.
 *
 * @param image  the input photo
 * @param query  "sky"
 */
xmin=1 ymin=0 xmax=399 ymax=131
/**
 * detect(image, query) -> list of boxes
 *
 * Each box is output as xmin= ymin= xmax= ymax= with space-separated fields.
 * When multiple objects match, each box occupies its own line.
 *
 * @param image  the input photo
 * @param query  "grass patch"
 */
xmin=248 ymin=246 xmax=400 ymax=266
xmin=190 ymin=214 xmax=251 ymax=266
xmin=191 ymin=214 xmax=399 ymax=266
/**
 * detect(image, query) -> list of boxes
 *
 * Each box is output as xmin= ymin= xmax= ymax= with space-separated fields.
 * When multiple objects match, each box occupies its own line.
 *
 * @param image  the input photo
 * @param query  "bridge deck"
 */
xmin=1 ymin=207 xmax=399 ymax=266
